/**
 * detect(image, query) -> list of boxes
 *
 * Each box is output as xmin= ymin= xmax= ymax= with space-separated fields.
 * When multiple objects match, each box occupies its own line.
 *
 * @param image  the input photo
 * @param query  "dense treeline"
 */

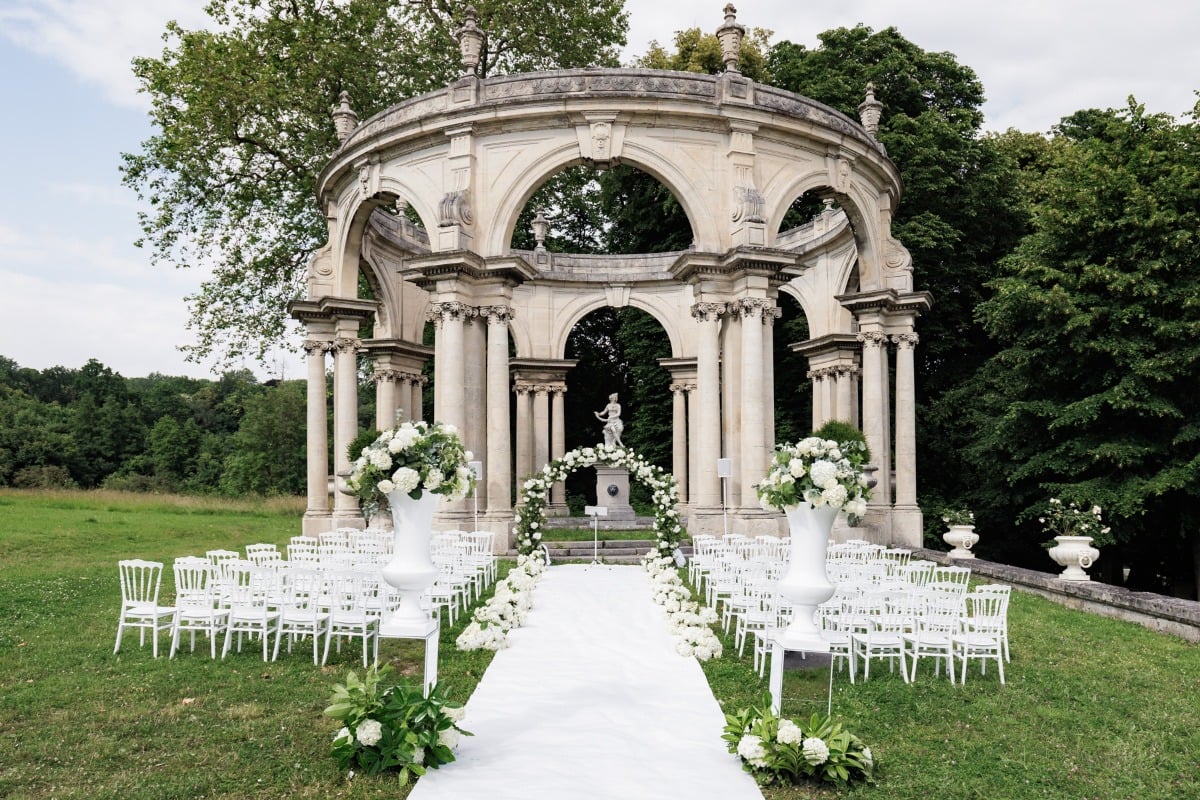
xmin=0 ymin=357 xmax=313 ymax=496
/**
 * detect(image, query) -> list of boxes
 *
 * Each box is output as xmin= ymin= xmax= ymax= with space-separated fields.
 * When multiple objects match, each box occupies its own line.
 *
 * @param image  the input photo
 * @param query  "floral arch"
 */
xmin=513 ymin=445 xmax=684 ymax=556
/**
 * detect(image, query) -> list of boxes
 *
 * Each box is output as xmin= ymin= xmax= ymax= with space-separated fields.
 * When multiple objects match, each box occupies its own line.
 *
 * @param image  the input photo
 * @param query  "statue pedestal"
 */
xmin=595 ymin=466 xmax=636 ymax=520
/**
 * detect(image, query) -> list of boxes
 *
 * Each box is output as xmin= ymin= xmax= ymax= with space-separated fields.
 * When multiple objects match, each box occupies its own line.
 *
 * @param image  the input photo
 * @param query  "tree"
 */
xmin=766 ymin=27 xmax=1030 ymax=534
xmin=122 ymin=0 xmax=628 ymax=370
xmin=966 ymin=100 xmax=1200 ymax=597
xmin=221 ymin=381 xmax=309 ymax=495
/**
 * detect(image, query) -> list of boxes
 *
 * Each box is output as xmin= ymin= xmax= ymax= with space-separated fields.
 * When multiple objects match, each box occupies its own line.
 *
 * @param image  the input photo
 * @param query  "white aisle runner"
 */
xmin=410 ymin=564 xmax=765 ymax=800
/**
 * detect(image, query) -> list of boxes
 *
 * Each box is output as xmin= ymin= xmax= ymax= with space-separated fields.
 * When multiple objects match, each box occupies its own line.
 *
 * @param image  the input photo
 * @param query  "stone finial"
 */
xmin=453 ymin=5 xmax=485 ymax=78
xmin=715 ymin=4 xmax=745 ymax=74
xmin=531 ymin=211 xmax=550 ymax=249
xmin=858 ymin=82 xmax=884 ymax=137
xmin=331 ymin=90 xmax=359 ymax=144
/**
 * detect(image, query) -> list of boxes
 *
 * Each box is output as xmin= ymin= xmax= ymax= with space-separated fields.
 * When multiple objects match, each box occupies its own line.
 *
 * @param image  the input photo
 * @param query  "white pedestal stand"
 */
xmin=768 ymin=636 xmax=834 ymax=718
xmin=376 ymin=618 xmax=440 ymax=696
xmin=584 ymin=505 xmax=608 ymax=567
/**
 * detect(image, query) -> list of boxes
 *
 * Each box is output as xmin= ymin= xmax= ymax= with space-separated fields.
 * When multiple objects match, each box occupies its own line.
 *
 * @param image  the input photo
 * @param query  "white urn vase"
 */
xmin=380 ymin=490 xmax=440 ymax=635
xmin=776 ymin=503 xmax=840 ymax=651
xmin=943 ymin=524 xmax=979 ymax=559
xmin=1048 ymin=534 xmax=1100 ymax=581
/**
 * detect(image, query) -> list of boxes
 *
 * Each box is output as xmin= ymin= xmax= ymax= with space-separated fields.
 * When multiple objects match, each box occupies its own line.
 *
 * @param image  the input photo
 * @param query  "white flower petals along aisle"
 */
xmin=455 ymin=552 xmax=547 ymax=651
xmin=643 ymin=552 xmax=723 ymax=661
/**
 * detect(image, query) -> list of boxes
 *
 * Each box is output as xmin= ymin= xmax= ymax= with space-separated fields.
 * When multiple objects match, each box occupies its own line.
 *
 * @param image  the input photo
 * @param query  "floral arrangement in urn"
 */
xmin=755 ymin=436 xmax=871 ymax=516
xmin=325 ymin=666 xmax=470 ymax=784
xmin=941 ymin=508 xmax=975 ymax=527
xmin=1040 ymin=497 xmax=1113 ymax=546
xmin=345 ymin=421 xmax=476 ymax=519
xmin=723 ymin=700 xmax=874 ymax=787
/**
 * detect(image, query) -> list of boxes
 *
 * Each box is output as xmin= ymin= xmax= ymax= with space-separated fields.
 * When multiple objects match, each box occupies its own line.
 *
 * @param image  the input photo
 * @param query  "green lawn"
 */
xmin=1 ymin=489 xmax=1197 ymax=799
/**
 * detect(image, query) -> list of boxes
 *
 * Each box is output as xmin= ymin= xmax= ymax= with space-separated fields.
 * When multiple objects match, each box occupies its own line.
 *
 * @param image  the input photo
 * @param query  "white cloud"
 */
xmin=0 ymin=0 xmax=208 ymax=109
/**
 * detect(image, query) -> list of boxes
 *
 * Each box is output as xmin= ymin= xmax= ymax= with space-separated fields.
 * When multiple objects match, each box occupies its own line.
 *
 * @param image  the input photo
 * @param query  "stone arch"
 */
xmin=483 ymin=141 xmax=710 ymax=256
xmin=548 ymin=292 xmax=684 ymax=361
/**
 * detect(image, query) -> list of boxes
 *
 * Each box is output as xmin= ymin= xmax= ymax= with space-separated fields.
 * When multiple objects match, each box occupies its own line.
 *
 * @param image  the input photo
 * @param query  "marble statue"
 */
xmin=594 ymin=393 xmax=624 ymax=448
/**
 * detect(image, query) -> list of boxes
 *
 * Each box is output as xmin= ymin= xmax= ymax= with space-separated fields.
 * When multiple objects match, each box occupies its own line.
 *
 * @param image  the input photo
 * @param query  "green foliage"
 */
xmin=220 ymin=381 xmax=309 ymax=496
xmin=635 ymin=26 xmax=773 ymax=83
xmin=812 ymin=419 xmax=871 ymax=465
xmin=960 ymin=100 xmax=1200 ymax=580
xmin=325 ymin=667 xmax=470 ymax=782
xmin=122 ymin=0 xmax=628 ymax=370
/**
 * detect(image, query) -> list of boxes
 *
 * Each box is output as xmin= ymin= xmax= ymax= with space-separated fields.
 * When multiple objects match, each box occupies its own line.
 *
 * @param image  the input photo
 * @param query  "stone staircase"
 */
xmin=506 ymin=538 xmax=694 ymax=565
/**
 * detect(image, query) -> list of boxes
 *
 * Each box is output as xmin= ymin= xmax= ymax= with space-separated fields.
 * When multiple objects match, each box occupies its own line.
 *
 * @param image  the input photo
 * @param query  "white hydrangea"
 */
xmin=776 ymin=719 xmax=803 ymax=745
xmin=377 ymin=479 xmax=395 ymax=495
xmin=424 ymin=468 xmax=444 ymax=490
xmin=356 ymin=719 xmax=384 ymax=747
xmin=802 ymin=736 xmax=830 ymax=765
xmin=368 ymin=448 xmax=393 ymax=470
xmin=392 ymin=467 xmax=420 ymax=494
xmin=808 ymin=459 xmax=838 ymax=488
xmin=737 ymin=734 xmax=769 ymax=767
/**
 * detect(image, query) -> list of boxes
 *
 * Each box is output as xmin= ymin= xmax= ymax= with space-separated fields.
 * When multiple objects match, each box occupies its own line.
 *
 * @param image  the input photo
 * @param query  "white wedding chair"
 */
xmin=952 ymin=592 xmax=1007 ymax=684
xmin=221 ymin=561 xmax=281 ymax=661
xmin=115 ymin=559 xmax=175 ymax=658
xmin=970 ymin=584 xmax=1012 ymax=661
xmin=904 ymin=594 xmax=961 ymax=683
xmin=169 ymin=556 xmax=229 ymax=659
xmin=273 ymin=568 xmax=330 ymax=664
xmin=322 ymin=571 xmax=380 ymax=667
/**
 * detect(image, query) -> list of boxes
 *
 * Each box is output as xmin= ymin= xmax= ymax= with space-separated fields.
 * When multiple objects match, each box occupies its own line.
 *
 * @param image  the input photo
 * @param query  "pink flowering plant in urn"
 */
xmin=345 ymin=420 xmax=476 ymax=520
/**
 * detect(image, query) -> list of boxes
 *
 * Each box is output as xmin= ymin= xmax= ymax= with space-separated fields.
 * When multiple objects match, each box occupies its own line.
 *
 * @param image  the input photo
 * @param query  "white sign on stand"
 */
xmin=583 ymin=505 xmax=608 ymax=565
xmin=468 ymin=460 xmax=483 ymax=531
xmin=717 ymin=458 xmax=732 ymax=536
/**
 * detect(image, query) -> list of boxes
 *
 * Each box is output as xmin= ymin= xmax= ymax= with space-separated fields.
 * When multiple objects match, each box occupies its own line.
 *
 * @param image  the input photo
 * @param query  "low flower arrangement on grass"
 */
xmin=455 ymin=551 xmax=548 ymax=651
xmin=513 ymin=444 xmax=683 ymax=557
xmin=642 ymin=552 xmax=722 ymax=661
xmin=325 ymin=666 xmax=470 ymax=785
xmin=723 ymin=699 xmax=874 ymax=788
xmin=345 ymin=420 xmax=476 ymax=521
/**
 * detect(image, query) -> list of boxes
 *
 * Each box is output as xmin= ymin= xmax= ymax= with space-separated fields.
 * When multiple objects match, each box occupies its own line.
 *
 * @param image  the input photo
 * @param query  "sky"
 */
xmin=0 ymin=0 xmax=1196 ymax=381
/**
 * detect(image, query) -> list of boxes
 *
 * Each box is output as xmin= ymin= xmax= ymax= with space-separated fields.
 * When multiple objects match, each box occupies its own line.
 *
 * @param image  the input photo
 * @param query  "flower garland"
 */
xmin=723 ymin=702 xmax=874 ymax=787
xmin=642 ymin=552 xmax=723 ymax=661
xmin=455 ymin=551 xmax=547 ymax=651
xmin=513 ymin=444 xmax=683 ymax=557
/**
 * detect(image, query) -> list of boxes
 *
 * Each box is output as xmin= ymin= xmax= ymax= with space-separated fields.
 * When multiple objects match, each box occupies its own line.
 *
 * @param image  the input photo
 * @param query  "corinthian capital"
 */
xmin=427 ymin=301 xmax=478 ymax=323
xmin=857 ymin=331 xmax=890 ymax=348
xmin=301 ymin=339 xmax=333 ymax=356
xmin=480 ymin=305 xmax=514 ymax=325
xmin=332 ymin=336 xmax=362 ymax=354
xmin=690 ymin=302 xmax=727 ymax=322
xmin=892 ymin=332 xmax=920 ymax=349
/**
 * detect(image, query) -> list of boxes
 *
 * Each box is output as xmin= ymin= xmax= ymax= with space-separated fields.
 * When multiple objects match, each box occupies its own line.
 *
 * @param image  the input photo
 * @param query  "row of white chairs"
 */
xmin=114 ymin=530 xmax=498 ymax=663
xmin=689 ymin=534 xmax=1010 ymax=685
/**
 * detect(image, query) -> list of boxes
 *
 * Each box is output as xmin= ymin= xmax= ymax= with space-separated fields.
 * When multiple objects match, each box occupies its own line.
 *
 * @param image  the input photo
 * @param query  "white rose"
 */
xmin=788 ymin=459 xmax=806 ymax=477
xmin=377 ymin=479 xmax=395 ymax=494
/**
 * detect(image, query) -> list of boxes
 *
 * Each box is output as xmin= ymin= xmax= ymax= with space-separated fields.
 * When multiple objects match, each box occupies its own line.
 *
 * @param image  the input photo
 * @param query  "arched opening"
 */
xmin=562 ymin=306 xmax=672 ymax=514
xmin=773 ymin=292 xmax=812 ymax=443
xmin=509 ymin=164 xmax=692 ymax=254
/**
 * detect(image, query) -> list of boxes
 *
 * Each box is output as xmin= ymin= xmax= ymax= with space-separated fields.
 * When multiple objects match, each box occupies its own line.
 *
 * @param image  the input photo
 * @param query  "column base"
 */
xmin=890 ymin=504 xmax=924 ymax=548
xmin=301 ymin=512 xmax=334 ymax=538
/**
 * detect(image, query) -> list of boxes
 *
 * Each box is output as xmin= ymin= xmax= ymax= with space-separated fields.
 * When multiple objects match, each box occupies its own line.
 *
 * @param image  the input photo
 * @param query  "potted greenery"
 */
xmin=1042 ymin=498 xmax=1112 ymax=581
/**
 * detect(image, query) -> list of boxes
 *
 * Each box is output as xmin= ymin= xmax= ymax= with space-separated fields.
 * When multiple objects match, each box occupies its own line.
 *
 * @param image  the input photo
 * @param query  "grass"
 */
xmin=1 ymin=488 xmax=1198 ymax=798
xmin=540 ymin=527 xmax=659 ymax=542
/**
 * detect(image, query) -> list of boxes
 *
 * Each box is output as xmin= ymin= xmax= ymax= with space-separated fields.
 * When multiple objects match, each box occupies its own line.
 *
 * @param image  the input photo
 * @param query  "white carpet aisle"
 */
xmin=410 ymin=564 xmax=765 ymax=800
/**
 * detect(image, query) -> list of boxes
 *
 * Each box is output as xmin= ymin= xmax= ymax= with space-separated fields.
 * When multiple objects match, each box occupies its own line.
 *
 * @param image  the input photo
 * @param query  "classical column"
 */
xmin=410 ymin=374 xmax=426 ymax=422
xmin=332 ymin=335 xmax=361 ymax=517
xmin=465 ymin=314 xmax=487 ymax=472
xmin=532 ymin=385 xmax=550 ymax=474
xmin=686 ymin=383 xmax=699 ymax=506
xmin=484 ymin=306 xmax=513 ymax=516
xmin=858 ymin=331 xmax=891 ymax=505
xmin=670 ymin=382 xmax=689 ymax=504
xmin=893 ymin=333 xmax=919 ymax=507
xmin=836 ymin=366 xmax=856 ymax=423
xmin=722 ymin=308 xmax=742 ymax=504
xmin=514 ymin=385 xmax=533 ymax=491
xmin=738 ymin=298 xmax=768 ymax=509
xmin=692 ymin=303 xmax=725 ymax=508
xmin=430 ymin=301 xmax=472 ymax=430
xmin=807 ymin=369 xmax=824 ymax=430
xmin=550 ymin=385 xmax=567 ymax=508
xmin=303 ymin=339 xmax=331 ymax=518
xmin=763 ymin=307 xmax=779 ymax=450
xmin=373 ymin=369 xmax=398 ymax=431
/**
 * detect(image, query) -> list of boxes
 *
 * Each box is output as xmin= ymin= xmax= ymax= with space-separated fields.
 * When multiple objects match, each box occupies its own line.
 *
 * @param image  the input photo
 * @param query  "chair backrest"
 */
xmin=966 ymin=591 xmax=1008 ymax=626
xmin=206 ymin=549 xmax=240 ymax=568
xmin=290 ymin=535 xmax=319 ymax=547
xmin=173 ymin=556 xmax=214 ymax=607
xmin=222 ymin=560 xmax=274 ymax=607
xmin=119 ymin=559 xmax=164 ymax=606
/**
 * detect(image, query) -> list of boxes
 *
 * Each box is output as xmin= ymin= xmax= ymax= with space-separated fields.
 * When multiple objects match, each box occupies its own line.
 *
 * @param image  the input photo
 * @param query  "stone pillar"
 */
xmin=464 ymin=315 xmax=487 ymax=472
xmin=484 ymin=307 xmax=513 ymax=518
xmin=431 ymin=302 xmax=472 ymax=432
xmin=893 ymin=333 xmax=919 ymax=506
xmin=692 ymin=303 xmax=725 ymax=508
xmin=410 ymin=374 xmax=425 ymax=422
xmin=835 ymin=366 xmax=855 ymax=423
xmin=532 ymin=386 xmax=550 ymax=475
xmin=763 ymin=307 xmax=779 ymax=449
xmin=808 ymin=369 xmax=824 ymax=430
xmin=514 ymin=385 xmax=533 ymax=495
xmin=331 ymin=334 xmax=361 ymax=521
xmin=686 ymin=384 xmax=699 ymax=506
xmin=738 ymin=298 xmax=767 ymax=509
xmin=303 ymin=339 xmax=332 ymax=524
xmin=722 ymin=309 xmax=742 ymax=504
xmin=374 ymin=369 xmax=398 ymax=431
xmin=858 ymin=330 xmax=891 ymax=506
xmin=550 ymin=386 xmax=567 ymax=512
xmin=670 ymin=382 xmax=689 ymax=504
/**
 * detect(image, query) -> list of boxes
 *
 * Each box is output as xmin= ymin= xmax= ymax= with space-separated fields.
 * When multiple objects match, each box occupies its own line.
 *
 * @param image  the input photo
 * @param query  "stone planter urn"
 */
xmin=943 ymin=524 xmax=979 ymax=559
xmin=1048 ymin=535 xmax=1100 ymax=581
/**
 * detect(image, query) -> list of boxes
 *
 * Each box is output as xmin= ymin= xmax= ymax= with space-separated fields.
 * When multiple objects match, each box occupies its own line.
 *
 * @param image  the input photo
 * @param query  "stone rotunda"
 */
xmin=290 ymin=6 xmax=932 ymax=548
